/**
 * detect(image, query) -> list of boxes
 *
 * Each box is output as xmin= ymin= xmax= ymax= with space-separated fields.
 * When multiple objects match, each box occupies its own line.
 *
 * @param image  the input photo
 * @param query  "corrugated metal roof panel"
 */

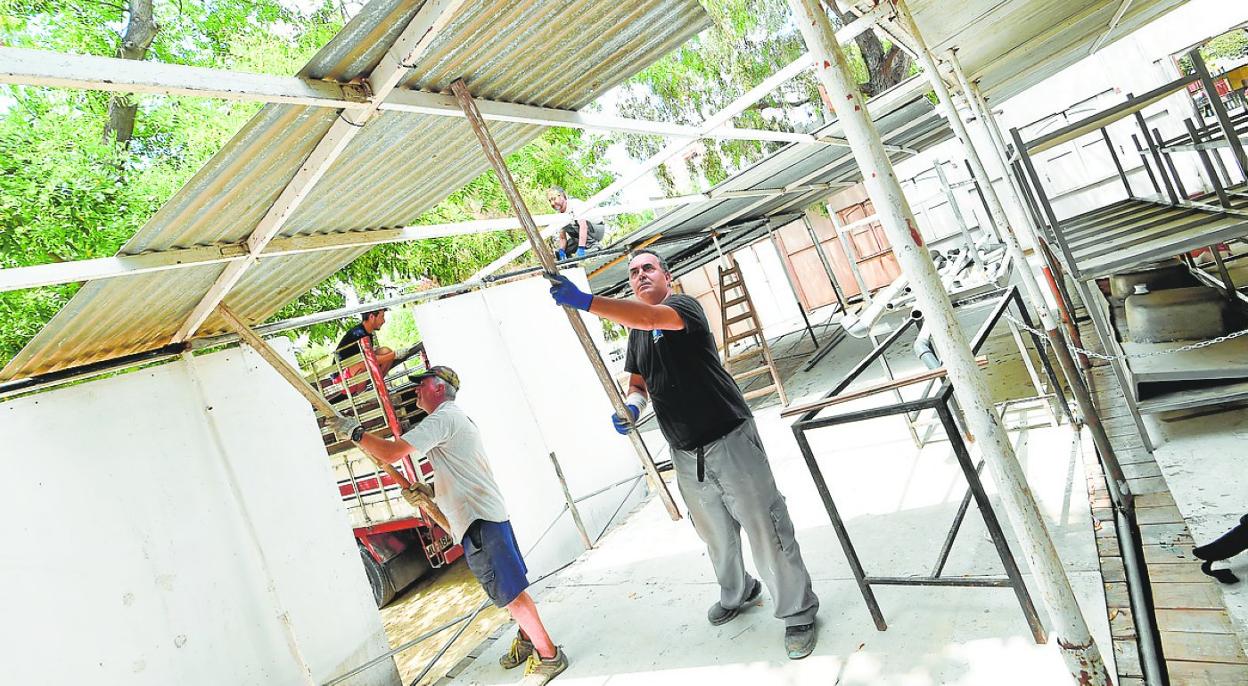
xmin=3 ymin=0 xmax=709 ymax=381
xmin=587 ymin=77 xmax=955 ymax=294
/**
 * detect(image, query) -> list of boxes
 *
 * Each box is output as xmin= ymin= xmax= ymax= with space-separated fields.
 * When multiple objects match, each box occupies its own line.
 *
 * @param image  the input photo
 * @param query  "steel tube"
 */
xmin=803 ymin=213 xmax=849 ymax=311
xmin=789 ymin=1 xmax=1110 ymax=680
xmin=451 ymin=79 xmax=680 ymax=521
xmin=1190 ymin=48 xmax=1248 ymax=180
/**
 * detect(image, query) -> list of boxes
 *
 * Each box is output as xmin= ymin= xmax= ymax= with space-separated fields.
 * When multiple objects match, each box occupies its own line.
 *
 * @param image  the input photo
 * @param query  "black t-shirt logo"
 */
xmin=651 ymin=329 xmax=664 ymax=343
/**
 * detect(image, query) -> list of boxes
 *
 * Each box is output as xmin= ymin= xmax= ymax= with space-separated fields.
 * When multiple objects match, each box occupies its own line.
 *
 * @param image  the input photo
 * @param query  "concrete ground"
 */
xmin=443 ymin=300 xmax=1116 ymax=685
xmin=1144 ymin=408 xmax=1248 ymax=654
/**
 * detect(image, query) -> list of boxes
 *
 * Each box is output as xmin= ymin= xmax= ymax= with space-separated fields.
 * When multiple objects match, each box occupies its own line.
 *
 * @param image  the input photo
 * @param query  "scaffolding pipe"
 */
xmin=803 ymin=213 xmax=849 ymax=311
xmin=450 ymin=79 xmax=680 ymax=521
xmin=788 ymin=1 xmax=1112 ymax=682
xmin=942 ymin=46 xmax=1131 ymax=506
xmin=932 ymin=160 xmax=987 ymax=273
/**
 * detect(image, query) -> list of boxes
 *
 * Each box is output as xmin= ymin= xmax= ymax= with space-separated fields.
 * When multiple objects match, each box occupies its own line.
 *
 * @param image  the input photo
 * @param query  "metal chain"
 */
xmin=1004 ymin=313 xmax=1248 ymax=361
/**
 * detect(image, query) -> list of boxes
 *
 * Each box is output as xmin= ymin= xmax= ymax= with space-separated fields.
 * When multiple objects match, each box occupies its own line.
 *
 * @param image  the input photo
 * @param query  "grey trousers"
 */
xmin=672 ymin=418 xmax=819 ymax=627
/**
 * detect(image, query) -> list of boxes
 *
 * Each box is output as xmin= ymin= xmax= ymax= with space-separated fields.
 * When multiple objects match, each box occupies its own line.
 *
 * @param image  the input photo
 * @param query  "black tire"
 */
xmin=360 ymin=545 xmax=396 ymax=608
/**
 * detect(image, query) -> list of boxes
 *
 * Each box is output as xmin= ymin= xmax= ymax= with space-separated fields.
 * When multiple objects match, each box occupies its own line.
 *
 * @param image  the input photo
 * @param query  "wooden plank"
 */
xmin=1150 ymin=582 xmax=1229 ymax=610
xmin=1147 ymin=563 xmax=1221 ymax=584
xmin=1135 ymin=492 xmax=1177 ymax=508
xmin=1138 ymin=523 xmax=1195 ymax=547
xmin=1141 ymin=544 xmax=1199 ymax=565
xmin=1162 ymin=630 xmax=1248 ymax=662
xmin=1122 ymin=462 xmax=1163 ymax=480
xmin=1126 ymin=476 xmax=1173 ymax=495
xmin=1156 ymin=609 xmax=1240 ymax=635
xmin=1104 ymin=582 xmax=1131 ymax=608
xmin=1136 ymin=505 xmax=1186 ymax=525
xmin=1115 ymin=636 xmax=1144 ymax=678
xmin=1110 ymin=607 xmax=1137 ymax=639
xmin=1167 ymin=660 xmax=1248 ymax=685
xmin=1100 ymin=557 xmax=1127 ymax=583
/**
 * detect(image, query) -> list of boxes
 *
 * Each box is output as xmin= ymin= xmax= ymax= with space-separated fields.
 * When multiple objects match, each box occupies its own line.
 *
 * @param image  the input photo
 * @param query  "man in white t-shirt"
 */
xmin=331 ymin=366 xmax=568 ymax=685
xmin=547 ymin=186 xmax=603 ymax=260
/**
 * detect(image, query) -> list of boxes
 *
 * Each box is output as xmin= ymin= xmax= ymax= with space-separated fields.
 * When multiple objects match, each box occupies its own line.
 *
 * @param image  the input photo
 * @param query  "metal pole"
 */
xmin=932 ymin=160 xmax=986 ymax=273
xmin=1131 ymin=133 xmax=1164 ymax=196
xmin=548 ymin=451 xmax=593 ymax=551
xmin=1135 ymin=111 xmax=1179 ymax=203
xmin=451 ymin=79 xmax=681 ymax=521
xmin=788 ymin=1 xmax=1110 ymax=680
xmin=1185 ymin=118 xmax=1231 ymax=207
xmin=803 ymin=213 xmax=850 ymax=311
xmin=766 ymin=223 xmax=820 ymax=348
xmin=829 ymin=207 xmax=874 ymax=304
xmin=1154 ymin=126 xmax=1188 ymax=199
xmin=1100 ymin=127 xmax=1133 ymax=197
xmin=1189 ymin=48 xmax=1248 ymax=180
xmin=944 ymin=47 xmax=1129 ymax=495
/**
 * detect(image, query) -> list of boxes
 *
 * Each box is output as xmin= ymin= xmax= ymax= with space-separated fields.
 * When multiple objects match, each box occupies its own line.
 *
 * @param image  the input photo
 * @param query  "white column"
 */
xmin=785 ymin=1 xmax=1112 ymax=682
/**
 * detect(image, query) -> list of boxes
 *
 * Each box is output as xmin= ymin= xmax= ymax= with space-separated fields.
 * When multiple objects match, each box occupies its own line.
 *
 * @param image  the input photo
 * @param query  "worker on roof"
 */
xmin=330 ymin=367 xmax=569 ymax=685
xmin=545 ymin=250 xmax=820 ymax=660
xmin=332 ymin=307 xmax=418 ymax=394
xmin=547 ymin=186 xmax=603 ymax=261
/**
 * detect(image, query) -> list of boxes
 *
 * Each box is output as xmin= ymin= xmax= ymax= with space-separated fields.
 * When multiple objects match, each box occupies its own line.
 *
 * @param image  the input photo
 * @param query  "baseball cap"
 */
xmin=409 ymin=365 xmax=460 ymax=391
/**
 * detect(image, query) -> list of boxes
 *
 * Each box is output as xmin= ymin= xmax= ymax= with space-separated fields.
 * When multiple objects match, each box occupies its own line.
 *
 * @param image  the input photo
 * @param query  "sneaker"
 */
xmin=520 ymin=647 xmax=568 ymax=685
xmin=707 ymin=578 xmax=763 ymax=626
xmin=785 ymin=622 xmax=817 ymax=660
xmin=499 ymin=632 xmax=534 ymax=670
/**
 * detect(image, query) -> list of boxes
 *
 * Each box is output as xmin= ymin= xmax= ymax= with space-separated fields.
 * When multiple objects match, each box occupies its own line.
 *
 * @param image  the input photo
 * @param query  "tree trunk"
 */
xmin=103 ymin=0 xmax=158 ymax=147
xmin=827 ymin=4 xmax=912 ymax=98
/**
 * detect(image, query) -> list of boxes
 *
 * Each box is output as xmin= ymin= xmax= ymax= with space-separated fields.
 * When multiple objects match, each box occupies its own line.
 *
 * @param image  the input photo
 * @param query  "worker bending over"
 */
xmin=546 ymin=186 xmax=603 ymax=260
xmin=332 ymin=367 xmax=568 ymax=684
xmin=546 ymin=251 xmax=820 ymax=659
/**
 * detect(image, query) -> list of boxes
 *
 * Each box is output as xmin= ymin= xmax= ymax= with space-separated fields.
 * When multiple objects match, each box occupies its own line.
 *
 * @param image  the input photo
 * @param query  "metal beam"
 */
xmin=792 ymin=0 xmax=1113 ymax=682
xmin=449 ymin=78 xmax=682 ymax=521
xmin=0 ymin=46 xmax=834 ymax=146
xmin=170 ymin=0 xmax=471 ymax=343
xmin=473 ymin=7 xmax=901 ymax=278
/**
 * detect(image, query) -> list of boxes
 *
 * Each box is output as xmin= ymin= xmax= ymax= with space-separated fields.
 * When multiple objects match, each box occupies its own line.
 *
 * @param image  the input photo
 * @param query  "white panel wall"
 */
xmin=0 ymin=343 xmax=398 ymax=686
xmin=412 ymin=270 xmax=647 ymax=578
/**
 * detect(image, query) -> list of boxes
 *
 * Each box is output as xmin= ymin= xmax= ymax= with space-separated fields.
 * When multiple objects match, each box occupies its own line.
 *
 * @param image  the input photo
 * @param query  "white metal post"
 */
xmin=786 ymin=1 xmax=1112 ymax=682
xmin=931 ymin=160 xmax=986 ymax=274
xmin=900 ymin=5 xmax=1132 ymax=503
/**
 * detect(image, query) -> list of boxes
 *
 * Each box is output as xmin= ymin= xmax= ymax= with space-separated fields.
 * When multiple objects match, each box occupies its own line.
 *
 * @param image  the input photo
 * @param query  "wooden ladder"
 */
xmin=718 ymin=261 xmax=788 ymax=404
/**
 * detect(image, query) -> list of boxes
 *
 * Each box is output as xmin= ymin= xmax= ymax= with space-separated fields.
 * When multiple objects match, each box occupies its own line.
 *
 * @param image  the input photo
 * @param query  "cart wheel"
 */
xmin=360 ymin=545 xmax=395 ymax=608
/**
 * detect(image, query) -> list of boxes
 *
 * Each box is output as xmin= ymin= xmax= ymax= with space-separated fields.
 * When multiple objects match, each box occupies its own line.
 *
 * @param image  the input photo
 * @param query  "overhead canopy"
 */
xmin=587 ymin=75 xmax=953 ymax=295
xmin=1 ymin=0 xmax=709 ymax=381
xmin=867 ymin=0 xmax=1186 ymax=103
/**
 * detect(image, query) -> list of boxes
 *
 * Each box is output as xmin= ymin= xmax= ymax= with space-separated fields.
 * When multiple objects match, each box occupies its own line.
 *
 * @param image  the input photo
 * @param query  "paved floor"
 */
xmin=441 ymin=300 xmax=1115 ymax=685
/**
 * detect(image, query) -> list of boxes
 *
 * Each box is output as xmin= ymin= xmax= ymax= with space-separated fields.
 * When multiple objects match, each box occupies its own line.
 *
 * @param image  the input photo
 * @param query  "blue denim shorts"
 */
xmin=462 ymin=519 xmax=530 ymax=607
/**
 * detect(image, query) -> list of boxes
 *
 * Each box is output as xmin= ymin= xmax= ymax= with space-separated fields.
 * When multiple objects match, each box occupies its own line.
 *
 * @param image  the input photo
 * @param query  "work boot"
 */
xmin=707 ymin=578 xmax=762 ymax=626
xmin=499 ymin=632 xmax=534 ymax=670
xmin=520 ymin=647 xmax=568 ymax=685
xmin=785 ymin=621 xmax=817 ymax=660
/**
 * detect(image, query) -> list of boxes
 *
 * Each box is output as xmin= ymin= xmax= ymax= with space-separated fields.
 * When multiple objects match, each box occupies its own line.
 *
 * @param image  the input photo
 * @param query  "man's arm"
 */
xmin=357 ymin=432 xmax=414 ymax=466
xmin=628 ymin=374 xmax=649 ymax=401
xmin=588 ymin=295 xmax=684 ymax=332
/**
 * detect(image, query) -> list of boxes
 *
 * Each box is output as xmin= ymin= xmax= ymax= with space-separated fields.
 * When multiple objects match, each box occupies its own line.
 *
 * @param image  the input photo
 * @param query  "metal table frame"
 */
xmin=789 ymin=289 xmax=1052 ymax=643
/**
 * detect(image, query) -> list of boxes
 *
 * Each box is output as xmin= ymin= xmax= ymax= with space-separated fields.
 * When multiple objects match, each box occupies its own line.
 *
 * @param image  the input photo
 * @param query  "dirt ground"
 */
xmin=380 ymin=560 xmax=510 ymax=686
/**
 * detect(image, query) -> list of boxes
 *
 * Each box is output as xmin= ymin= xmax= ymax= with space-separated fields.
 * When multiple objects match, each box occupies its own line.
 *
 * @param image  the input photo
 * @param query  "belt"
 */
xmin=695 ymin=445 xmax=705 ymax=482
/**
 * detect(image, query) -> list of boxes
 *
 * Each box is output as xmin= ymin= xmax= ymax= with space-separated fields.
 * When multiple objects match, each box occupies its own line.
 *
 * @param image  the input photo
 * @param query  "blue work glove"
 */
xmin=576 ymin=247 xmax=587 ymax=258
xmin=611 ymin=404 xmax=640 ymax=434
xmin=547 ymin=273 xmax=593 ymax=311
xmin=556 ymin=248 xmax=567 ymax=261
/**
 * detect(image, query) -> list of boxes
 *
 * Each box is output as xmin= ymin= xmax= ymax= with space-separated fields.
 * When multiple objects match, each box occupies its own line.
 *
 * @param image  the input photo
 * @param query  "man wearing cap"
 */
xmin=545 ymin=249 xmax=820 ymax=660
xmin=547 ymin=186 xmax=603 ymax=260
xmin=330 ymin=367 xmax=568 ymax=685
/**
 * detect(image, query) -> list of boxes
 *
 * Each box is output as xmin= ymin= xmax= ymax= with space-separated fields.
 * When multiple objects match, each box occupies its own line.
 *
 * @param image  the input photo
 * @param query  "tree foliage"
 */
xmin=0 ymin=0 xmax=613 ymax=370
xmin=612 ymin=0 xmax=910 ymax=192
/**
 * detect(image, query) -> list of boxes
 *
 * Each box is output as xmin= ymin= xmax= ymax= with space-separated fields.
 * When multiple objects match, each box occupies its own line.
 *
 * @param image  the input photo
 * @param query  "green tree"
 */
xmin=0 ymin=1 xmax=615 ymax=370
xmin=612 ymin=0 xmax=910 ymax=192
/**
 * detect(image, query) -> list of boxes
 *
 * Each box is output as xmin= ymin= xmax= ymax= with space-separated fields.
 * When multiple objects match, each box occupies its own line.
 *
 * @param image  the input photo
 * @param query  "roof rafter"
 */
xmin=170 ymin=0 xmax=471 ymax=343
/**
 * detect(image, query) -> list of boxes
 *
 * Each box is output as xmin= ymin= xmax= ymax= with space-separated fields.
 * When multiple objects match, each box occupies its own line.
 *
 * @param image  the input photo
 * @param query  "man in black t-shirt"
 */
xmin=546 ymin=250 xmax=820 ymax=660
